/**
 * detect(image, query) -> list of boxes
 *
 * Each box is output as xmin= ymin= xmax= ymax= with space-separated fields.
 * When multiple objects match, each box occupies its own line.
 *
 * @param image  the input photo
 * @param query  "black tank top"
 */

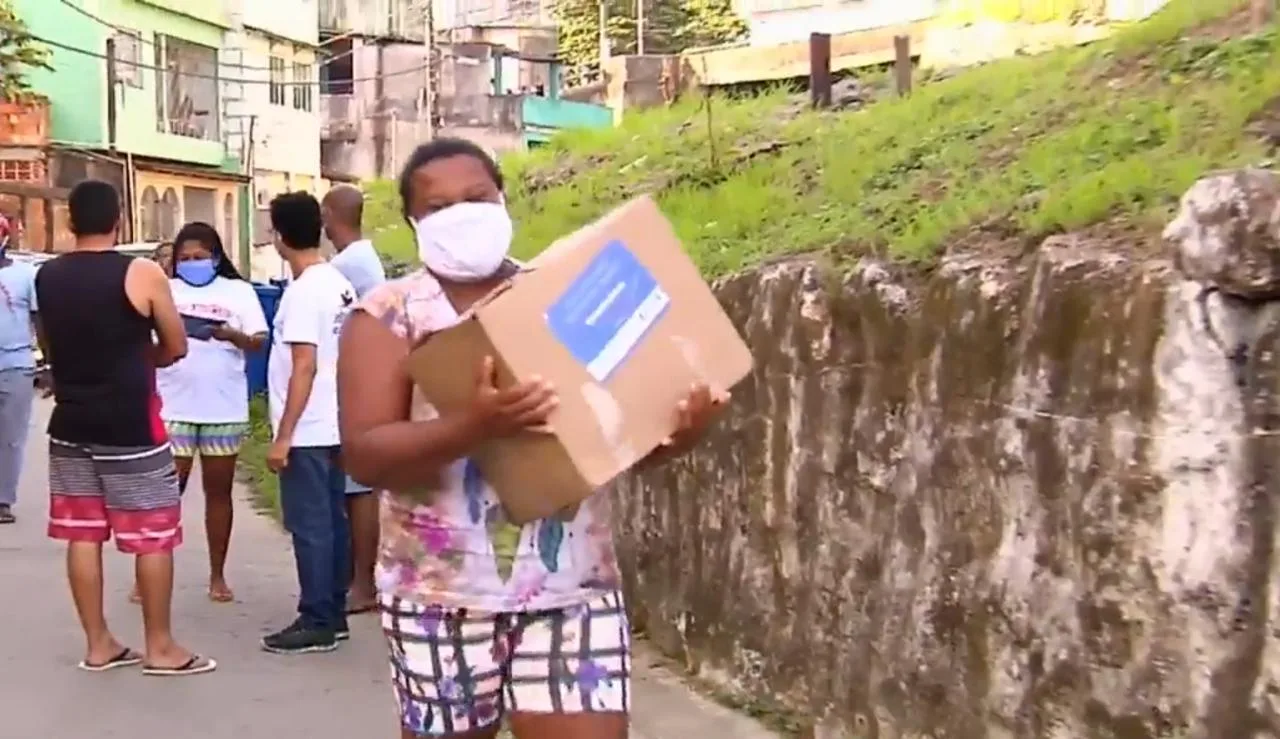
xmin=34 ymin=251 xmax=166 ymax=446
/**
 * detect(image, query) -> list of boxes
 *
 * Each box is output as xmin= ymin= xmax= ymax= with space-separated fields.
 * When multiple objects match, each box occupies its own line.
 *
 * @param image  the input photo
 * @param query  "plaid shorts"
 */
xmin=46 ymin=438 xmax=182 ymax=554
xmin=381 ymin=591 xmax=631 ymax=736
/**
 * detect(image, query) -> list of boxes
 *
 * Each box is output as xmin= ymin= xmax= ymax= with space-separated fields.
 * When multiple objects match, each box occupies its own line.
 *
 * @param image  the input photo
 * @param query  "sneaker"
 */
xmin=261 ymin=619 xmax=338 ymax=655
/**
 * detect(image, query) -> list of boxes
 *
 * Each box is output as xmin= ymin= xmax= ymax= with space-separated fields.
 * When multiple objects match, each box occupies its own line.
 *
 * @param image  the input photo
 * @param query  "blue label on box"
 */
xmin=545 ymin=239 xmax=671 ymax=382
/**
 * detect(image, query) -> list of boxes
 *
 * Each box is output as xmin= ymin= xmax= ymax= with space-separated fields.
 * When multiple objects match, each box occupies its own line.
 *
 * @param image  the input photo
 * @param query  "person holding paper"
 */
xmin=143 ymin=222 xmax=268 ymax=605
xmin=338 ymin=138 xmax=728 ymax=739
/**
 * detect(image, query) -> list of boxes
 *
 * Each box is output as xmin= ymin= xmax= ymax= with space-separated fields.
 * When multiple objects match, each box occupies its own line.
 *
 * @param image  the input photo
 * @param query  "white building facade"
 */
xmin=224 ymin=0 xmax=325 ymax=279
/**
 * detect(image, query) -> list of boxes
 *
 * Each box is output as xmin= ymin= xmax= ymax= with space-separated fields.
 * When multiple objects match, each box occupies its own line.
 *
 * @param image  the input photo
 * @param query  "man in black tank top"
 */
xmin=35 ymin=180 xmax=216 ymax=676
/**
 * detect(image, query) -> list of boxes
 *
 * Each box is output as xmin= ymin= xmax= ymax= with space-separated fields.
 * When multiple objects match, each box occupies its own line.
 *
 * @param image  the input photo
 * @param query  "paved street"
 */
xmin=0 ymin=398 xmax=776 ymax=739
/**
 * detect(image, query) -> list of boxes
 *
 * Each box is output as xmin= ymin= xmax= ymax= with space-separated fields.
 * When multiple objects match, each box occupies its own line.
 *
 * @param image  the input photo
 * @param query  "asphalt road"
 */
xmin=0 ymin=398 xmax=778 ymax=739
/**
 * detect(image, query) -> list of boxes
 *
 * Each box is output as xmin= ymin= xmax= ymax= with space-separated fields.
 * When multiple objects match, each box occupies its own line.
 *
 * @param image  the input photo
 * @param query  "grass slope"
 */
xmin=365 ymin=0 xmax=1278 ymax=278
xmin=240 ymin=396 xmax=281 ymax=519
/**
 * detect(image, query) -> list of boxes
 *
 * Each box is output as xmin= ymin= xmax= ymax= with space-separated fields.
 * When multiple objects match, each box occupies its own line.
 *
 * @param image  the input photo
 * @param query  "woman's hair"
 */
xmin=398 ymin=137 xmax=504 ymax=224
xmin=173 ymin=221 xmax=244 ymax=280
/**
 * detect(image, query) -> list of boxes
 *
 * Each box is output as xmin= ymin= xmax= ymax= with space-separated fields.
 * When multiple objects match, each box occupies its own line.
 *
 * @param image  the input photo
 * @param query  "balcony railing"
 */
xmin=319 ymin=0 xmax=423 ymax=39
xmin=320 ymin=94 xmax=360 ymax=142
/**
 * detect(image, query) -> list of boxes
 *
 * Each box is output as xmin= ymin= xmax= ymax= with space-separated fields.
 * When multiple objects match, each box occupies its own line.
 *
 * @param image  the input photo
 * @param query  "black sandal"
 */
xmin=142 ymin=654 xmax=217 ymax=677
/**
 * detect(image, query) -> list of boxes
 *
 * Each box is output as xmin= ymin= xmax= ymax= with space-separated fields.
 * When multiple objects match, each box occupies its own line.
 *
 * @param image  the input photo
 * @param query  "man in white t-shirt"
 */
xmin=262 ymin=191 xmax=357 ymax=656
xmin=321 ymin=184 xmax=385 ymax=615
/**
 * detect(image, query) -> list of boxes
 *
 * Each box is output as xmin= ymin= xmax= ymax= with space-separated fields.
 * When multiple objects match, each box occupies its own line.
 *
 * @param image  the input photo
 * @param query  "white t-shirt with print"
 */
xmin=157 ymin=277 xmax=269 ymax=425
xmin=330 ymin=239 xmax=386 ymax=299
xmin=268 ymin=262 xmax=355 ymax=448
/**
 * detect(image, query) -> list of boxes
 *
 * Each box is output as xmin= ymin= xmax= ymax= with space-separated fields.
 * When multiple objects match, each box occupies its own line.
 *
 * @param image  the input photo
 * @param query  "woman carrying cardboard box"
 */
xmin=337 ymin=138 xmax=727 ymax=739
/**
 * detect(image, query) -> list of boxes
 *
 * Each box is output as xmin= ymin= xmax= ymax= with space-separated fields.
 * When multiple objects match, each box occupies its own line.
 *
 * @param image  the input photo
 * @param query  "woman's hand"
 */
xmin=463 ymin=356 xmax=559 ymax=440
xmin=654 ymin=383 xmax=730 ymax=458
xmin=210 ymin=324 xmax=239 ymax=344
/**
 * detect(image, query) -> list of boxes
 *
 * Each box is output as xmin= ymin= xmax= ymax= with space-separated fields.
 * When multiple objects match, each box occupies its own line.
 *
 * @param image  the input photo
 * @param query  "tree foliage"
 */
xmin=556 ymin=0 xmax=748 ymax=84
xmin=0 ymin=0 xmax=52 ymax=100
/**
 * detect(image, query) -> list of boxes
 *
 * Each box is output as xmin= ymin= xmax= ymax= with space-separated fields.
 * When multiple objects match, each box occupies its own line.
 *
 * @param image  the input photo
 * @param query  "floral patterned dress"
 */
xmin=358 ymin=268 xmax=622 ymax=613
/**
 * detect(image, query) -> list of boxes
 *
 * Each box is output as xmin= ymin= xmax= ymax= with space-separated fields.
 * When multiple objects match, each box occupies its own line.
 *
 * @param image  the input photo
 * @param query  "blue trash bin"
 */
xmin=246 ymin=282 xmax=283 ymax=398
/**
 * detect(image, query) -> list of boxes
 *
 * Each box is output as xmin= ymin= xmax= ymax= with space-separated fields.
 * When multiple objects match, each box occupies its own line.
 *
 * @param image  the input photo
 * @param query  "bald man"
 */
xmin=322 ymin=184 xmax=385 ymax=614
xmin=323 ymin=184 xmax=386 ymax=299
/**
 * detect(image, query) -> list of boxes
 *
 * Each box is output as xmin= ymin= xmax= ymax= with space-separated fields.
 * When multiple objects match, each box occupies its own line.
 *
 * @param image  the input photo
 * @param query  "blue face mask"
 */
xmin=176 ymin=258 xmax=217 ymax=286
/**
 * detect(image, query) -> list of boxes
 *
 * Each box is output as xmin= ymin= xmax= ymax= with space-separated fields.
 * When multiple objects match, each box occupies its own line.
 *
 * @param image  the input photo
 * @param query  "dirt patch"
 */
xmin=942 ymin=216 xmax=1035 ymax=263
xmin=1247 ymin=95 xmax=1280 ymax=149
xmin=522 ymin=152 xmax=612 ymax=194
xmin=938 ymin=211 xmax=1166 ymax=264
xmin=1091 ymin=4 xmax=1259 ymax=92
xmin=1188 ymin=3 xmax=1256 ymax=42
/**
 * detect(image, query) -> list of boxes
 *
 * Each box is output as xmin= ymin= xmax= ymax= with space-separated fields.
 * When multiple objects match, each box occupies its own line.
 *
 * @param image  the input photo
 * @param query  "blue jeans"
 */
xmin=278 ymin=445 xmax=349 ymax=631
xmin=0 ymin=368 xmax=34 ymax=507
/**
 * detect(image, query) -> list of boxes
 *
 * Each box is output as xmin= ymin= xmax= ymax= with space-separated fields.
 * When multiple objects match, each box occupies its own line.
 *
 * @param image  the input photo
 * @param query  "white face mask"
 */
xmin=414 ymin=201 xmax=513 ymax=282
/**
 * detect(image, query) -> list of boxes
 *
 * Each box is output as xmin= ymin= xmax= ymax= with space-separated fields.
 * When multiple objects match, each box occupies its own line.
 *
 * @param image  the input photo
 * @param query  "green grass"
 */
xmin=239 ymin=395 xmax=280 ymax=521
xmin=364 ymin=0 xmax=1277 ymax=279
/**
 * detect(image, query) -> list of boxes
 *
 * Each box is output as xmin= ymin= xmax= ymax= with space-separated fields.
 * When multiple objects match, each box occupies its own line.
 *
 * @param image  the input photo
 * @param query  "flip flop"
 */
xmin=0 ymin=507 xmax=15 ymax=524
xmin=142 ymin=654 xmax=217 ymax=677
xmin=78 ymin=648 xmax=142 ymax=673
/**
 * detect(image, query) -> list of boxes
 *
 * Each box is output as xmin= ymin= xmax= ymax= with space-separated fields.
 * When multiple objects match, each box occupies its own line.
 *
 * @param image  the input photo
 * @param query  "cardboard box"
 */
xmin=406 ymin=196 xmax=753 ymax=524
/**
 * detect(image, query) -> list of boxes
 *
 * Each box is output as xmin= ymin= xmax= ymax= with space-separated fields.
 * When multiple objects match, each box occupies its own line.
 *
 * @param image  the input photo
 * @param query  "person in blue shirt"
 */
xmin=0 ymin=214 xmax=39 ymax=524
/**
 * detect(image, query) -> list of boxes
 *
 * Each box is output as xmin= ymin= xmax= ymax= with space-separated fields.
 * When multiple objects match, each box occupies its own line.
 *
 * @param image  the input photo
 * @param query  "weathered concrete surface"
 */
xmin=614 ymin=169 xmax=1280 ymax=738
xmin=0 ymin=398 xmax=779 ymax=739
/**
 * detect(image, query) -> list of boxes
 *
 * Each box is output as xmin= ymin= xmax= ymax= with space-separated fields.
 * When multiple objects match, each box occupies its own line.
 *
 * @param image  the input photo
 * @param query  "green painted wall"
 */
xmin=13 ymin=0 xmax=107 ymax=147
xmin=131 ymin=0 xmax=231 ymax=29
xmin=521 ymin=96 xmax=612 ymax=146
xmin=99 ymin=0 xmax=226 ymax=165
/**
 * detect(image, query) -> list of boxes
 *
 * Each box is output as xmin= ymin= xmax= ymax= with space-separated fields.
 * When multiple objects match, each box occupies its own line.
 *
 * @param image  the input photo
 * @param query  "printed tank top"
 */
xmin=358 ymin=268 xmax=621 ymax=612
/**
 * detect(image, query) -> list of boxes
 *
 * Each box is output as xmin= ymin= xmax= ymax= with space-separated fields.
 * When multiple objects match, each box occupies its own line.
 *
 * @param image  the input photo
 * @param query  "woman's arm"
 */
xmin=337 ymin=310 xmax=484 ymax=491
xmin=211 ymin=324 xmax=266 ymax=353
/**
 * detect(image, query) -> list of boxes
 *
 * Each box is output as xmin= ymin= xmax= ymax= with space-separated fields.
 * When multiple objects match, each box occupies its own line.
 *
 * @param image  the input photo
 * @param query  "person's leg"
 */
xmin=263 ymin=446 xmax=338 ymax=654
xmin=96 ymin=442 xmax=214 ymax=675
xmin=47 ymin=439 xmax=132 ymax=667
xmin=198 ymin=422 xmax=249 ymax=603
xmin=345 ymin=479 xmax=379 ymax=614
xmin=327 ymin=448 xmax=352 ymax=636
xmin=507 ymin=591 xmax=631 ymax=739
xmin=130 ymin=422 xmax=194 ymax=604
xmin=0 ymin=368 xmax=35 ymax=522
xmin=381 ymin=595 xmax=506 ymax=738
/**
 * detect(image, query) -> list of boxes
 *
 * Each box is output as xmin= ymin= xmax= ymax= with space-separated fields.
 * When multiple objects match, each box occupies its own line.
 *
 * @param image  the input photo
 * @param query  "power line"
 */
xmin=31 ymin=32 xmax=432 ymax=86
xmin=55 ymin=0 xmax=360 ymax=70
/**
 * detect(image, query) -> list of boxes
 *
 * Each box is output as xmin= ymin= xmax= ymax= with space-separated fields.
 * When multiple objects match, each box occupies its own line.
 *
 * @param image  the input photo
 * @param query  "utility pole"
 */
xmin=423 ymin=0 xmax=438 ymax=140
xmin=636 ymin=0 xmax=644 ymax=55
xmin=598 ymin=0 xmax=610 ymax=74
xmin=105 ymin=37 xmax=118 ymax=153
xmin=1252 ymin=0 xmax=1275 ymax=30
